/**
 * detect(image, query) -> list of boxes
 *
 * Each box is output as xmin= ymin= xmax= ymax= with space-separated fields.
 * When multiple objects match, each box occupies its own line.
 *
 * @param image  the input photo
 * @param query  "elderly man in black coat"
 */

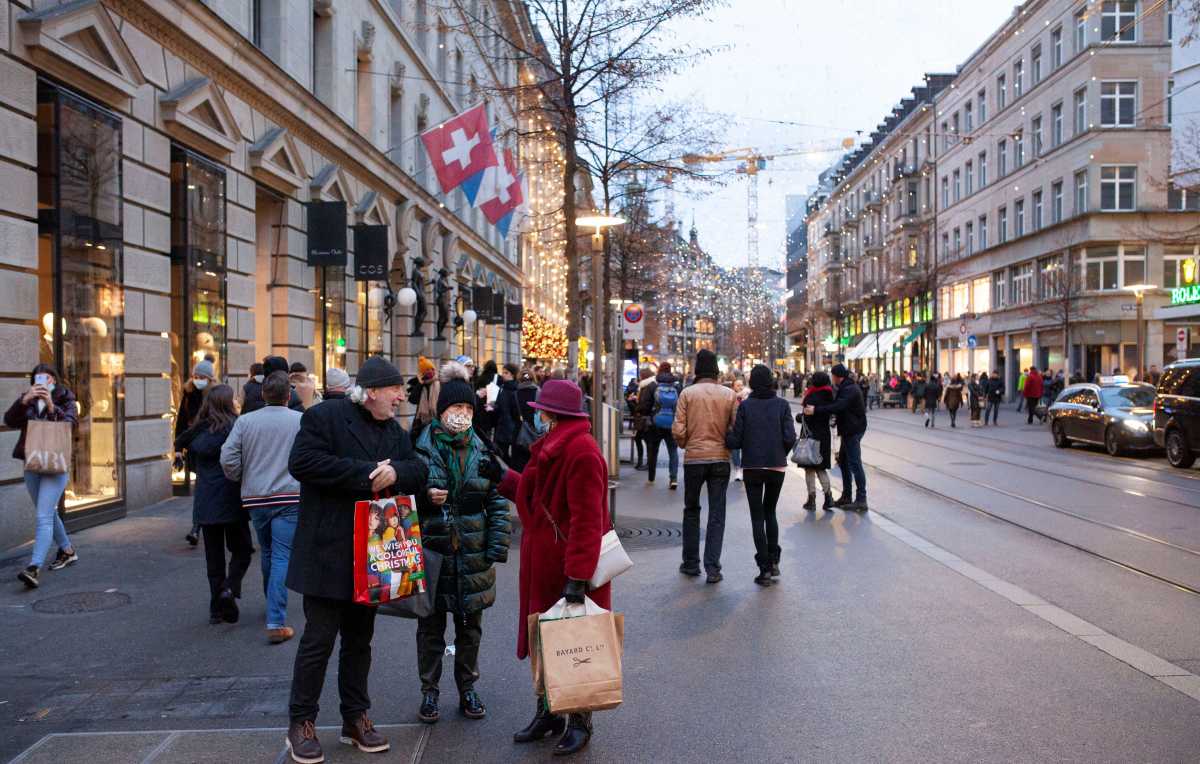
xmin=284 ymin=356 xmax=427 ymax=763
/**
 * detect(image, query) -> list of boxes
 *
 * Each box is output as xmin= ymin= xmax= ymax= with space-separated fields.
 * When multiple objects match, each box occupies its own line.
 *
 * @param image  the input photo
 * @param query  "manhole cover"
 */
xmin=33 ymin=591 xmax=131 ymax=614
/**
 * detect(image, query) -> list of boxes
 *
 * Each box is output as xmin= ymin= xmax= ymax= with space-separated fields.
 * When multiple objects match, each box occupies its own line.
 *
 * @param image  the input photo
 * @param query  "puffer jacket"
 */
xmin=414 ymin=424 xmax=511 ymax=614
xmin=671 ymin=377 xmax=737 ymax=463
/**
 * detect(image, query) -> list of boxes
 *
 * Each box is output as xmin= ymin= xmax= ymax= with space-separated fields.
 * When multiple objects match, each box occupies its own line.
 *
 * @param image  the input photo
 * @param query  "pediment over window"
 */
xmin=354 ymin=191 xmax=389 ymax=226
xmin=19 ymin=0 xmax=146 ymax=107
xmin=310 ymin=163 xmax=355 ymax=204
xmin=249 ymin=126 xmax=307 ymax=194
xmin=160 ymin=78 xmax=240 ymax=158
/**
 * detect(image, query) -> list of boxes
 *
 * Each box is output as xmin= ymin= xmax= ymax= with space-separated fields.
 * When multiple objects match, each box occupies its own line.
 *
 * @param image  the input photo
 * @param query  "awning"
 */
xmin=847 ymin=328 xmax=906 ymax=360
xmin=843 ymin=334 xmax=874 ymax=361
xmin=900 ymin=324 xmax=927 ymax=345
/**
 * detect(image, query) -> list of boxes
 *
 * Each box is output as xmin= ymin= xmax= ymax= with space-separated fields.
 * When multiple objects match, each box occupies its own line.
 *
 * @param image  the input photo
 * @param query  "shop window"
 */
xmin=35 ymin=83 xmax=124 ymax=512
xmin=1164 ymin=247 xmax=1198 ymax=288
xmin=360 ymin=281 xmax=387 ymax=359
xmin=315 ymin=266 xmax=347 ymax=384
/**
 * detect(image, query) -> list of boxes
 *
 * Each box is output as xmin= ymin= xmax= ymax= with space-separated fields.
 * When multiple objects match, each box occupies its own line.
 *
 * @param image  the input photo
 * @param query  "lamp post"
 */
xmin=577 ymin=214 xmax=625 ymax=442
xmin=609 ymin=297 xmax=633 ymax=422
xmin=1125 ymin=283 xmax=1155 ymax=381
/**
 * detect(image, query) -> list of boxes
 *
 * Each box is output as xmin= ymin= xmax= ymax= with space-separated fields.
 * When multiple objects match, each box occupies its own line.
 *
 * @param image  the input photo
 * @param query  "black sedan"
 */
xmin=1049 ymin=381 xmax=1158 ymax=456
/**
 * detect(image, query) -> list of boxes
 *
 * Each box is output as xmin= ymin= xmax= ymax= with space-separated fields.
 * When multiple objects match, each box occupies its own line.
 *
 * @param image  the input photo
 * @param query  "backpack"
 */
xmin=652 ymin=383 xmax=679 ymax=429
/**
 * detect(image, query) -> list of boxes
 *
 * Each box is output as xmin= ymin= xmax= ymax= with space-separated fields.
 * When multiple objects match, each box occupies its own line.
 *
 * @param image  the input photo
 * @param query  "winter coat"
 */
xmin=637 ymin=373 xmax=679 ymax=431
xmin=414 ymin=425 xmax=511 ymax=614
xmin=493 ymin=379 xmax=522 ymax=447
xmin=924 ymin=380 xmax=943 ymax=409
xmin=1023 ymin=372 xmax=1044 ymax=399
xmin=176 ymin=386 xmax=206 ymax=439
xmin=516 ymin=381 xmax=539 ymax=426
xmin=897 ymin=378 xmax=912 ymax=396
xmin=726 ymin=392 xmax=796 ymax=469
xmin=986 ymin=377 xmax=1006 ymax=402
xmin=242 ymin=384 xmax=305 ymax=414
xmin=240 ymin=379 xmax=262 ymax=410
xmin=4 ymin=386 xmax=78 ymax=460
xmin=968 ymin=381 xmax=984 ymax=410
xmin=285 ymin=397 xmax=428 ymax=601
xmin=944 ymin=383 xmax=964 ymax=410
xmin=797 ymin=386 xmax=835 ymax=470
xmin=813 ymin=378 xmax=867 ymax=438
xmin=671 ymin=378 xmax=738 ymax=462
xmin=514 ymin=417 xmax=610 ymax=659
xmin=175 ymin=422 xmax=242 ymax=525
xmin=912 ymin=380 xmax=928 ymax=400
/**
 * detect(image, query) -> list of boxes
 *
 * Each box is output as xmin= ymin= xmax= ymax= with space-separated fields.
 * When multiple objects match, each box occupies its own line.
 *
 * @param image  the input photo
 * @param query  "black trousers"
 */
xmin=289 ymin=595 xmax=377 ymax=723
xmin=416 ymin=609 xmax=483 ymax=695
xmin=200 ymin=520 xmax=253 ymax=613
xmin=682 ymin=461 xmax=731 ymax=573
xmin=743 ymin=470 xmax=785 ymax=569
xmin=633 ymin=429 xmax=646 ymax=464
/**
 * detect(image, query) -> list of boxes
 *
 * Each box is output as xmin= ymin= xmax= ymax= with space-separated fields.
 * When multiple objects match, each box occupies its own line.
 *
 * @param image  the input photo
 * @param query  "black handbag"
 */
xmin=515 ymin=420 xmax=539 ymax=449
xmin=377 ymin=546 xmax=442 ymax=619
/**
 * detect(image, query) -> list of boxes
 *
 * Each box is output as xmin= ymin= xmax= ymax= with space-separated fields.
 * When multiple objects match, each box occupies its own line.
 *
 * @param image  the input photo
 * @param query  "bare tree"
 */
xmin=1028 ymin=230 xmax=1092 ymax=379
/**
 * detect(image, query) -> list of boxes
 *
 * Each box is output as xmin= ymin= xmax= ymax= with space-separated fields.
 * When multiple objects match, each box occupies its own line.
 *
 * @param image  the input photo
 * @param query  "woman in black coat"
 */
xmin=173 ymin=384 xmax=251 ymax=624
xmin=726 ymin=365 xmax=797 ymax=586
xmin=796 ymin=370 xmax=836 ymax=511
xmin=493 ymin=363 xmax=523 ymax=464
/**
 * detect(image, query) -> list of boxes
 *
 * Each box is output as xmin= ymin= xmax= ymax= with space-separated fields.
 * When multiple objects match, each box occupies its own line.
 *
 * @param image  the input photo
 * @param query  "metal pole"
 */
xmin=590 ymin=232 xmax=604 ymax=440
xmin=1136 ymin=291 xmax=1145 ymax=382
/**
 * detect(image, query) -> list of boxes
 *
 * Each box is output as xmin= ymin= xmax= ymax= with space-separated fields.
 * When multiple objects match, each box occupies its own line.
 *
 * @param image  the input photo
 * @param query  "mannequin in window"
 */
xmin=434 ymin=267 xmax=451 ymax=340
xmin=410 ymin=257 xmax=427 ymax=337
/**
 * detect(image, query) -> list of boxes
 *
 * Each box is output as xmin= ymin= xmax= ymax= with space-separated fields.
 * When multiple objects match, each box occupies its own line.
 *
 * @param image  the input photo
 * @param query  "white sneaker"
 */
xmin=734 ymin=468 xmax=743 ymax=482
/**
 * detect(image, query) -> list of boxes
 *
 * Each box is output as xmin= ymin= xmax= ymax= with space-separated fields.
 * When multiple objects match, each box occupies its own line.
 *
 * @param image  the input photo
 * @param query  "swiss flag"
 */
xmin=420 ymin=103 xmax=498 ymax=194
xmin=477 ymin=148 xmax=523 ymax=225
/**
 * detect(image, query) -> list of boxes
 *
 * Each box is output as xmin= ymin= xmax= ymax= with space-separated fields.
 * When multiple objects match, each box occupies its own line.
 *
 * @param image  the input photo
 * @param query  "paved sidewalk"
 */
xmin=3 ymin=454 xmax=1199 ymax=762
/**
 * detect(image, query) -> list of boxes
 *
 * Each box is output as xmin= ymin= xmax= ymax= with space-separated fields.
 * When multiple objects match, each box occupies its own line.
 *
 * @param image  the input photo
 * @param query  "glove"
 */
xmin=562 ymin=578 xmax=587 ymax=604
xmin=477 ymin=455 xmax=506 ymax=484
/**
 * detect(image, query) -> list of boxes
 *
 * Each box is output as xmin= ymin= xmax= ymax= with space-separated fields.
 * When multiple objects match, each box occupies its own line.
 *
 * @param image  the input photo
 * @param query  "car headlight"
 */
xmin=1121 ymin=419 xmax=1149 ymax=432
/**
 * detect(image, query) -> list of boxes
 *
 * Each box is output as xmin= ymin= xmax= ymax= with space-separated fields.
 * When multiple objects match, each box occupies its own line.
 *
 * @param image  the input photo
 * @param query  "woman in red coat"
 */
xmin=492 ymin=379 xmax=610 ymax=756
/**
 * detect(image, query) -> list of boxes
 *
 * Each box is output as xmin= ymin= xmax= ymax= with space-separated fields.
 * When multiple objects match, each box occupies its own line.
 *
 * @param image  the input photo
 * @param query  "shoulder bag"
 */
xmin=540 ymin=499 xmax=633 ymax=590
xmin=790 ymin=419 xmax=822 ymax=467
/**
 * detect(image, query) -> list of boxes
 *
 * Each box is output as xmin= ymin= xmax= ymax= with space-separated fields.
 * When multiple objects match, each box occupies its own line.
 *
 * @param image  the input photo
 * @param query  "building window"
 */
xmin=312 ymin=6 xmax=333 ymax=103
xmin=953 ymin=169 xmax=961 ymax=202
xmin=1051 ymin=102 xmax=1063 ymax=146
xmin=1075 ymin=7 xmax=1087 ymax=51
xmin=978 ymin=88 xmax=987 ymax=124
xmin=1032 ymin=44 xmax=1042 ymax=85
xmin=1039 ymin=254 xmax=1065 ymax=298
xmin=993 ymin=269 xmax=1008 ymax=308
xmin=1051 ymin=26 xmax=1063 ymax=68
xmin=361 ymin=283 xmax=387 ymax=359
xmin=1032 ymin=115 xmax=1043 ymax=157
xmin=941 ymin=121 xmax=949 ymax=153
xmin=942 ymin=176 xmax=949 ymax=208
xmin=1074 ymin=87 xmax=1087 ymax=134
xmin=1013 ymin=58 xmax=1024 ymax=98
xmin=979 ymin=151 xmax=988 ymax=186
xmin=1123 ymin=246 xmax=1146 ymax=286
xmin=1014 ymin=130 xmax=1024 ymax=168
xmin=437 ymin=19 xmax=448 ymax=81
xmin=1100 ymin=165 xmax=1136 ymax=210
xmin=1052 ymin=180 xmax=1064 ymax=222
xmin=1033 ymin=189 xmax=1043 ymax=230
xmin=1085 ymin=247 xmax=1119 ymax=290
xmin=35 ymin=84 xmax=124 ymax=512
xmin=998 ymin=73 xmax=1007 ymax=110
xmin=966 ymin=222 xmax=975 ymax=256
xmin=1101 ymin=81 xmax=1136 ymax=127
xmin=388 ymin=83 xmax=403 ymax=165
xmin=965 ymin=161 xmax=974 ymax=195
xmin=952 ymin=281 xmax=970 ymax=315
xmin=1012 ymin=262 xmax=1034 ymax=304
xmin=965 ymin=102 xmax=974 ymax=133
xmin=979 ymin=215 xmax=989 ymax=249
xmin=314 ymin=266 xmax=347 ymax=383
xmin=416 ymin=0 xmax=428 ymax=51
xmin=1015 ymin=198 xmax=1026 ymax=236
xmin=1167 ymin=79 xmax=1175 ymax=125
xmin=1074 ymin=169 xmax=1089 ymax=214
xmin=1164 ymin=247 xmax=1198 ymax=287
xmin=998 ymin=139 xmax=1008 ymax=176
xmin=1168 ymin=182 xmax=1200 ymax=210
xmin=952 ymin=112 xmax=960 ymax=143
xmin=1102 ymin=0 xmax=1138 ymax=42
xmin=941 ymin=232 xmax=949 ymax=259
xmin=953 ymin=227 xmax=961 ymax=257
xmin=907 ymin=181 xmax=918 ymax=215
xmin=999 ymin=205 xmax=1008 ymax=242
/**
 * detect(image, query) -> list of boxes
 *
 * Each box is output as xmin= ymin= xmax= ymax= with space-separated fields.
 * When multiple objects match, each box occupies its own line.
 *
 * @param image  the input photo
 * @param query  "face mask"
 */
xmin=193 ymin=378 xmax=209 ymax=390
xmin=253 ymin=375 xmax=264 ymax=384
xmin=442 ymin=411 xmax=473 ymax=434
xmin=534 ymin=410 xmax=549 ymax=434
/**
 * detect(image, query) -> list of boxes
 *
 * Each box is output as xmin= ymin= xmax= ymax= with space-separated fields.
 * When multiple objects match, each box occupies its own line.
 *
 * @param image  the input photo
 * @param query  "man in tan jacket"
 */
xmin=672 ymin=349 xmax=737 ymax=583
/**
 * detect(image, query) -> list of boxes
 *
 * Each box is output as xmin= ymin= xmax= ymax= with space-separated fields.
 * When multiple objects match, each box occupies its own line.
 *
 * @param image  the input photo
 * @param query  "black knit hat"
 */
xmin=357 ymin=356 xmax=404 ymax=389
xmin=749 ymin=364 xmax=774 ymax=392
xmin=437 ymin=379 xmax=476 ymax=416
xmin=694 ymin=349 xmax=719 ymax=379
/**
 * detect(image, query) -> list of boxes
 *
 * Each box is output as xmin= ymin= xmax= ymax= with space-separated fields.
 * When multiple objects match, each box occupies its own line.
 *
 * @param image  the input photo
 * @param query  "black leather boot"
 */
xmin=513 ymin=697 xmax=565 ymax=743
xmin=553 ymin=712 xmax=592 ymax=756
xmin=802 ymin=493 xmax=816 ymax=511
xmin=822 ymin=493 xmax=833 ymax=511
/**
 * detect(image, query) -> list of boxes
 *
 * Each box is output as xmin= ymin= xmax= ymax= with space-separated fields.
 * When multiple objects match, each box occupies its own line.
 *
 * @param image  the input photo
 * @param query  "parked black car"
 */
xmin=1154 ymin=359 xmax=1200 ymax=469
xmin=1048 ymin=379 xmax=1156 ymax=456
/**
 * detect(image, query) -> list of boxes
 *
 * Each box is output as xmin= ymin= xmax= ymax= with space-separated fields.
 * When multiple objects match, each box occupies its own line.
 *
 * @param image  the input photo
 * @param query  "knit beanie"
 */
xmin=192 ymin=359 xmax=215 ymax=378
xmin=325 ymin=367 xmax=350 ymax=390
xmin=749 ymin=364 xmax=774 ymax=392
xmin=694 ymin=349 xmax=719 ymax=379
xmin=357 ymin=356 xmax=404 ymax=389
xmin=418 ymin=356 xmax=436 ymax=382
xmin=436 ymin=361 xmax=476 ymax=415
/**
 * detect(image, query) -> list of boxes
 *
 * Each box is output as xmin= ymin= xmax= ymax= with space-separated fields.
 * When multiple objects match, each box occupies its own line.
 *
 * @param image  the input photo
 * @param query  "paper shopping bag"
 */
xmin=24 ymin=420 xmax=71 ymax=475
xmin=536 ymin=597 xmax=625 ymax=714
xmin=352 ymin=495 xmax=428 ymax=606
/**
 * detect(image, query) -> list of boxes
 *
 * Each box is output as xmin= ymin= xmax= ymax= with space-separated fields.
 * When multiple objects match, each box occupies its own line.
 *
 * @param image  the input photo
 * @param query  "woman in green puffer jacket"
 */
xmin=412 ymin=361 xmax=511 ymax=727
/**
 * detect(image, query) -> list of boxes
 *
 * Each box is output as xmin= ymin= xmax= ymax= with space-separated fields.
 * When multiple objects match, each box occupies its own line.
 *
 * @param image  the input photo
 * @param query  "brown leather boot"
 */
xmin=339 ymin=713 xmax=389 ymax=754
xmin=286 ymin=720 xmax=324 ymax=764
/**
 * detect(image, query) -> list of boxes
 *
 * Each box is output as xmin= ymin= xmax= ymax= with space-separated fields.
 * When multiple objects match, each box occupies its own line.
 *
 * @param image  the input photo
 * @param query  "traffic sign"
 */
xmin=1178 ymin=328 xmax=1190 ymax=360
xmin=959 ymin=322 xmax=967 ymax=335
xmin=967 ymin=334 xmax=978 ymax=349
xmin=622 ymin=303 xmax=645 ymax=340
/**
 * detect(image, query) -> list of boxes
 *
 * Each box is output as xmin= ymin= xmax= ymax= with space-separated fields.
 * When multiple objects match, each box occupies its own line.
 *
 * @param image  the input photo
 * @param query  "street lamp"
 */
xmin=1125 ymin=283 xmax=1156 ymax=381
xmin=576 ymin=214 xmax=625 ymax=441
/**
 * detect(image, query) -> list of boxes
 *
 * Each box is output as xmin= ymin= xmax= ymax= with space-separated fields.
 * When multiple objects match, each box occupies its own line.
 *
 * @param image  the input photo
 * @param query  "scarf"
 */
xmin=802 ymin=385 xmax=834 ymax=403
xmin=431 ymin=418 xmax=473 ymax=494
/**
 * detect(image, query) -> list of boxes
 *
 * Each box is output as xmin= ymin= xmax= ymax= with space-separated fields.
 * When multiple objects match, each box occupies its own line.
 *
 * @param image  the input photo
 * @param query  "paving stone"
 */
xmin=10 ymin=732 xmax=165 ymax=764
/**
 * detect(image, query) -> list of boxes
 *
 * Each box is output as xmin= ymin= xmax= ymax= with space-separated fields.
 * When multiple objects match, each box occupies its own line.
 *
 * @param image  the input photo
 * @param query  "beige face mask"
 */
xmin=442 ymin=411 xmax=473 ymax=433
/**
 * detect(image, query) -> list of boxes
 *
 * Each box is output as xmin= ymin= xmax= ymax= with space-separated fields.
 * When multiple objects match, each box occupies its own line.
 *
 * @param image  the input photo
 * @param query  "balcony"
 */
xmin=863 ymin=236 xmax=884 ymax=255
xmin=822 ymin=223 xmax=841 ymax=241
xmin=864 ymin=191 xmax=882 ymax=211
xmin=892 ymin=164 xmax=918 ymax=183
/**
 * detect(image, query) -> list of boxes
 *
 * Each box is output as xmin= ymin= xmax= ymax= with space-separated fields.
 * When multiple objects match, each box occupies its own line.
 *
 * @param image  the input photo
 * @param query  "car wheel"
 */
xmin=1052 ymin=421 xmax=1070 ymax=448
xmin=1165 ymin=429 xmax=1196 ymax=469
xmin=1104 ymin=427 xmax=1122 ymax=457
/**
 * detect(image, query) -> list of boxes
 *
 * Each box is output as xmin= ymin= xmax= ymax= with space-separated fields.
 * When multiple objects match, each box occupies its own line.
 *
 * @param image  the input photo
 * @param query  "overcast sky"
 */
xmin=655 ymin=0 xmax=1020 ymax=270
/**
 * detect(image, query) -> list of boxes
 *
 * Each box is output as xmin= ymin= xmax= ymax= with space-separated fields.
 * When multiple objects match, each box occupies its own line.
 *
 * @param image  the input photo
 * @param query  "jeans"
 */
xmin=25 ymin=471 xmax=70 ymax=567
xmin=416 ymin=609 xmax=483 ymax=695
xmin=1025 ymin=397 xmax=1041 ymax=424
xmin=731 ymin=449 xmax=741 ymax=469
xmin=743 ymin=470 xmax=785 ymax=568
xmin=925 ymin=404 xmax=938 ymax=427
xmin=1016 ymin=396 xmax=1025 ymax=412
xmin=646 ymin=426 xmax=679 ymax=482
xmin=289 ymin=594 xmax=377 ymax=723
xmin=201 ymin=520 xmax=253 ymax=615
xmin=250 ymin=504 xmax=298 ymax=629
xmin=682 ymin=461 xmax=730 ymax=574
xmin=985 ymin=400 xmax=1001 ymax=425
xmin=837 ymin=432 xmax=867 ymax=501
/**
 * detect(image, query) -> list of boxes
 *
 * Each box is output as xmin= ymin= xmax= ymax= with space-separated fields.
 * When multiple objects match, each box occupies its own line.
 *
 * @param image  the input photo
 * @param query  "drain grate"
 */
xmin=33 ymin=590 xmax=131 ymax=615
xmin=616 ymin=518 xmax=686 ymax=548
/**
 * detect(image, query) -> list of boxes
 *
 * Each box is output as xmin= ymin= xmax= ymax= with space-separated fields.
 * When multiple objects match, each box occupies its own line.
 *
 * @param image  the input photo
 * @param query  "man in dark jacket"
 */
xmin=805 ymin=364 xmax=868 ymax=511
xmin=984 ymin=371 xmax=1004 ymax=425
xmin=284 ymin=356 xmax=427 ymax=763
xmin=243 ymin=355 xmax=305 ymax=413
xmin=492 ymin=363 xmax=522 ymax=462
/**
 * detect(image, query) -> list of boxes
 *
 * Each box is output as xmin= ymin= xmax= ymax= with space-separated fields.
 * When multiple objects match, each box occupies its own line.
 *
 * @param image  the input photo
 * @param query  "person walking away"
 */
xmin=176 ymin=384 xmax=250 ymax=624
xmin=911 ymin=373 xmax=927 ymax=415
xmin=7 ymin=364 xmax=78 ymax=588
xmin=492 ymin=363 xmax=523 ymax=464
xmin=796 ymin=372 xmax=835 ymax=511
xmin=177 ymin=359 xmax=217 ymax=546
xmin=406 ymin=356 xmax=440 ymax=442
xmin=289 ymin=362 xmax=320 ymax=410
xmin=672 ymin=349 xmax=738 ymax=583
xmin=284 ymin=356 xmax=427 ymax=762
xmin=792 ymin=372 xmax=803 ymax=399
xmin=472 ymin=360 xmax=499 ymax=439
xmin=323 ymin=367 xmax=351 ymax=400
xmin=220 ymin=372 xmax=303 ymax=644
xmin=730 ymin=376 xmax=750 ymax=482
xmin=897 ymin=374 xmax=912 ymax=412
xmin=629 ymin=368 xmax=654 ymax=471
xmin=1016 ymin=369 xmax=1027 ymax=412
xmin=638 ymin=362 xmax=681 ymax=487
xmin=968 ymin=374 xmax=985 ymax=427
xmin=241 ymin=363 xmax=265 ymax=410
xmin=867 ymin=373 xmax=881 ymax=410
xmin=944 ymin=374 xmax=964 ymax=428
xmin=985 ymin=370 xmax=1004 ymax=425
xmin=412 ymin=362 xmax=511 ymax=726
xmin=1023 ymin=366 xmax=1044 ymax=425
xmin=244 ymin=356 xmax=305 ymax=413
xmin=727 ymin=365 xmax=796 ymax=586
xmin=805 ymin=364 xmax=868 ymax=511
xmin=924 ymin=373 xmax=943 ymax=428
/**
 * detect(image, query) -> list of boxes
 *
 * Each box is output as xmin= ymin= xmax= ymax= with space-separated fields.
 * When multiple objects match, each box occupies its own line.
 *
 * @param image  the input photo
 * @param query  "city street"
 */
xmin=3 ymin=403 xmax=1199 ymax=763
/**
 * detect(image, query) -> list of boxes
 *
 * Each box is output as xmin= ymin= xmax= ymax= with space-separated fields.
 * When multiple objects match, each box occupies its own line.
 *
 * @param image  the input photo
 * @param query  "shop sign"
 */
xmin=1171 ymin=284 xmax=1200 ymax=306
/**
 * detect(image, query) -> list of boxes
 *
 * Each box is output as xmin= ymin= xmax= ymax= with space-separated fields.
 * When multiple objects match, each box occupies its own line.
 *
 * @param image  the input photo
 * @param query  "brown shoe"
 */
xmin=286 ymin=720 xmax=324 ymax=764
xmin=340 ymin=713 xmax=389 ymax=754
xmin=268 ymin=626 xmax=295 ymax=644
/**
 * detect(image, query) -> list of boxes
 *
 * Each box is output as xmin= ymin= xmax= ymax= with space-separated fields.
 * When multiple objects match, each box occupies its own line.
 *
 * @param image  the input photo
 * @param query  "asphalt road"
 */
xmin=1 ymin=405 xmax=1198 ymax=762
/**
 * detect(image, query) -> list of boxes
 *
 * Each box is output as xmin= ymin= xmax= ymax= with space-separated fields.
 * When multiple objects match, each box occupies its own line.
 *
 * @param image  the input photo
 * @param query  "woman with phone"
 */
xmin=4 ymin=364 xmax=78 ymax=588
